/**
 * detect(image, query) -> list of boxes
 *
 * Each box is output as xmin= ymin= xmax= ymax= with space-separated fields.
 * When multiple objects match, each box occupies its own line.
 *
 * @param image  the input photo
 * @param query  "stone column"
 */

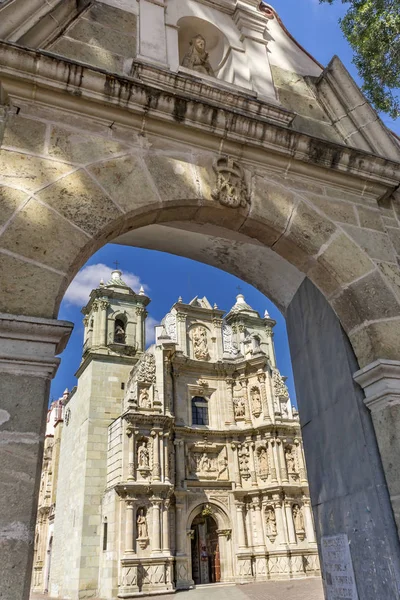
xmin=91 ymin=301 xmax=100 ymax=346
xmin=294 ymin=438 xmax=307 ymax=483
xmin=242 ymin=377 xmax=251 ymax=423
xmin=135 ymin=307 xmax=144 ymax=351
xmin=137 ymin=0 xmax=167 ymax=65
xmin=235 ymin=502 xmax=247 ymax=549
xmin=354 ymin=359 xmax=400 ymax=532
xmin=127 ymin=427 xmax=136 ymax=481
xmin=273 ymin=495 xmax=287 ymax=545
xmin=99 ymin=299 xmax=109 ymax=346
xmin=151 ymin=429 xmax=161 ymax=482
xmin=247 ymin=440 xmax=257 ymax=486
xmin=271 ymin=438 xmax=281 ymax=483
xmin=254 ymin=498 xmax=265 ymax=548
xmin=232 ymin=443 xmax=242 ymax=489
xmin=284 ymin=501 xmax=296 ymax=545
xmin=174 ymin=439 xmax=184 ymax=489
xmin=258 ymin=372 xmax=270 ymax=422
xmin=276 ymin=438 xmax=289 ymax=482
xmin=176 ymin=312 xmax=187 ymax=353
xmin=164 ymin=434 xmax=170 ymax=484
xmin=0 ymin=313 xmax=72 ymax=600
xmin=225 ymin=377 xmax=235 ymax=425
xmin=151 ymin=497 xmax=162 ymax=553
xmin=175 ymin=501 xmax=185 ymax=554
xmin=303 ymin=499 xmax=316 ymax=543
xmin=162 ymin=499 xmax=170 ymax=554
xmin=125 ymin=499 xmax=136 ymax=553
xmin=268 ymin=439 xmax=278 ymax=483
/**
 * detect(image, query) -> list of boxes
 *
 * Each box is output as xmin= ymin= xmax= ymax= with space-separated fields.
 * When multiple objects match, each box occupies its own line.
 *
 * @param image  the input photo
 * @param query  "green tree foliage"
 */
xmin=320 ymin=0 xmax=400 ymax=118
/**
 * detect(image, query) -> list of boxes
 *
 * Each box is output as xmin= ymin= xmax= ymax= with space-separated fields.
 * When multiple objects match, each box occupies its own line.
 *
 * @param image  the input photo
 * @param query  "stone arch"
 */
xmin=186 ymin=501 xmax=231 ymax=532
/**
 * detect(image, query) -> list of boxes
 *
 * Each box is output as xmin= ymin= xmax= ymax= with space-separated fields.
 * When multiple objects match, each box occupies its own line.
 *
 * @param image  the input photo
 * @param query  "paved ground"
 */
xmin=31 ymin=577 xmax=324 ymax=600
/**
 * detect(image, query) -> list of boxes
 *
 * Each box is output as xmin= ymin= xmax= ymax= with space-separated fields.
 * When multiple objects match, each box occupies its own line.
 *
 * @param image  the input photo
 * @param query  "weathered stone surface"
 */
xmin=0 ymin=186 xmax=29 ymax=227
xmin=89 ymin=155 xmax=159 ymax=213
xmin=245 ymin=176 xmax=298 ymax=246
xmin=350 ymin=320 xmax=400 ymax=367
xmin=67 ymin=18 xmax=136 ymax=57
xmin=144 ymin=155 xmax=198 ymax=202
xmin=387 ymin=227 xmax=400 ymax=256
xmin=308 ymin=194 xmax=358 ymax=225
xmin=0 ymin=199 xmax=89 ymax=271
xmin=87 ymin=2 xmax=138 ymax=33
xmin=49 ymin=127 xmax=129 ymax=165
xmin=0 ymin=253 xmax=64 ymax=318
xmin=357 ymin=206 xmax=385 ymax=232
xmin=379 ymin=262 xmax=400 ymax=302
xmin=0 ymin=150 xmax=72 ymax=193
xmin=36 ymin=170 xmax=121 ymax=237
xmin=271 ymin=66 xmax=314 ymax=97
xmin=281 ymin=200 xmax=336 ymax=257
xmin=332 ymin=269 xmax=400 ymax=331
xmin=342 ymin=224 xmax=397 ymax=262
xmin=317 ymin=232 xmax=375 ymax=285
xmin=2 ymin=116 xmax=47 ymax=154
xmin=50 ymin=38 xmax=124 ymax=73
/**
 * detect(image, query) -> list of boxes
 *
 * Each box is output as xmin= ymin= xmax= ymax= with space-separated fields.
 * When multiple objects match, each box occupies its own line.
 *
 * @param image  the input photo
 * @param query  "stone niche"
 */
xmin=178 ymin=16 xmax=229 ymax=79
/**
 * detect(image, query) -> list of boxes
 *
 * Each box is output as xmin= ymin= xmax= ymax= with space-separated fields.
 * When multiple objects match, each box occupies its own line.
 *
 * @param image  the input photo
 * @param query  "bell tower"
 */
xmin=81 ymin=269 xmax=149 ymax=363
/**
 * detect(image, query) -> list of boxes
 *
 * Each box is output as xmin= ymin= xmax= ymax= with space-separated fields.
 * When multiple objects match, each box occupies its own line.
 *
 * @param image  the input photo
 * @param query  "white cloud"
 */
xmin=64 ymin=263 xmax=148 ymax=307
xmin=145 ymin=316 xmax=159 ymax=346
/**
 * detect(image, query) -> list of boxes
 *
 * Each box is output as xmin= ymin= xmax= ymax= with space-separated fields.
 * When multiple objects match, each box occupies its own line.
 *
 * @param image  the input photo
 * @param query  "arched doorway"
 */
xmin=191 ymin=514 xmax=221 ymax=585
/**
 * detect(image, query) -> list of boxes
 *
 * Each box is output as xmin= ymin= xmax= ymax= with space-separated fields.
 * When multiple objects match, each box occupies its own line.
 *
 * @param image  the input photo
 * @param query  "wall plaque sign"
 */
xmin=321 ymin=534 xmax=359 ymax=600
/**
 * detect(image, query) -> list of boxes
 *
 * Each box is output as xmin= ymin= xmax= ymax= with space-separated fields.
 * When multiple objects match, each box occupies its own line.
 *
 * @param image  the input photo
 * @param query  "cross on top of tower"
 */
xmin=113 ymin=260 xmax=120 ymax=270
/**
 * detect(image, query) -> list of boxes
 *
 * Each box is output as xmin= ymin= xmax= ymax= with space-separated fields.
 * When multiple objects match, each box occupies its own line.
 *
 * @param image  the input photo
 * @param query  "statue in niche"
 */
xmin=292 ymin=504 xmax=305 ymax=533
xmin=265 ymin=507 xmax=277 ymax=537
xmin=250 ymin=386 xmax=262 ymax=417
xmin=233 ymin=381 xmax=246 ymax=418
xmin=258 ymin=447 xmax=269 ymax=475
xmin=182 ymin=34 xmax=215 ymax=77
xmin=138 ymin=387 xmax=151 ymax=409
xmin=192 ymin=326 xmax=210 ymax=361
xmin=285 ymin=447 xmax=296 ymax=473
xmin=137 ymin=441 xmax=149 ymax=470
xmin=137 ymin=508 xmax=148 ymax=539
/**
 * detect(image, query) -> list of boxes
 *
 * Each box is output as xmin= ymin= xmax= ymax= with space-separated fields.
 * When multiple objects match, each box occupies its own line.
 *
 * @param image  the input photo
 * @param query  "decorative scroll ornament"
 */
xmin=273 ymin=370 xmax=289 ymax=399
xmin=138 ymin=352 xmax=156 ymax=384
xmin=212 ymin=157 xmax=250 ymax=209
xmin=164 ymin=312 xmax=177 ymax=342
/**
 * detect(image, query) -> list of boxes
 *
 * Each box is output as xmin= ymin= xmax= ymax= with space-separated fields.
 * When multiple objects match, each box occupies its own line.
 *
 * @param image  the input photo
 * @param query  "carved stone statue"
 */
xmin=285 ymin=447 xmax=296 ymax=473
xmin=199 ymin=452 xmax=211 ymax=473
xmin=265 ymin=507 xmax=277 ymax=536
xmin=138 ymin=387 xmax=151 ymax=409
xmin=217 ymin=456 xmax=228 ymax=480
xmin=192 ymin=326 xmax=210 ymax=361
xmin=292 ymin=504 xmax=305 ymax=532
xmin=137 ymin=509 xmax=148 ymax=539
xmin=250 ymin=386 xmax=262 ymax=417
xmin=137 ymin=442 xmax=149 ymax=470
xmin=233 ymin=381 xmax=246 ymax=418
xmin=258 ymin=447 xmax=269 ymax=475
xmin=182 ymin=34 xmax=215 ymax=77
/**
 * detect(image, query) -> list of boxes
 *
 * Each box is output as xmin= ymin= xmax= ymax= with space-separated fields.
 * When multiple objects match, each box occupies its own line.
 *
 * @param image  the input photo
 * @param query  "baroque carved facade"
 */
xmin=43 ymin=273 xmax=319 ymax=599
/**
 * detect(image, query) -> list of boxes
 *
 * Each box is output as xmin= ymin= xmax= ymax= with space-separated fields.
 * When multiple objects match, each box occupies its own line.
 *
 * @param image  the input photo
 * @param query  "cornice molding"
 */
xmin=0 ymin=43 xmax=399 ymax=197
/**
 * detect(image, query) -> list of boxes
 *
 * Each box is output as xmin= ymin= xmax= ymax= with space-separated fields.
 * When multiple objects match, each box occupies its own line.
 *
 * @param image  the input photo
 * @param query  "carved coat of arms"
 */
xmin=212 ymin=157 xmax=250 ymax=209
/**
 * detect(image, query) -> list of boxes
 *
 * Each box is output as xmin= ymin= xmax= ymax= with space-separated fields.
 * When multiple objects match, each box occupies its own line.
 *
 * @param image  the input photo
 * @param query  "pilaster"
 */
xmin=0 ymin=313 xmax=72 ymax=600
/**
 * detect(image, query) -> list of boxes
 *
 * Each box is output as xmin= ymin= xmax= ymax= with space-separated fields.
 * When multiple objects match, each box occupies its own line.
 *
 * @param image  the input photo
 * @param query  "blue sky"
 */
xmin=51 ymin=0 xmax=399 ymax=405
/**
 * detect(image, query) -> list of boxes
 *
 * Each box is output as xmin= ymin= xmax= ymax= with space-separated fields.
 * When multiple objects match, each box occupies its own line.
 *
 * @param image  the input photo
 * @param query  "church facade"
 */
xmin=47 ymin=270 xmax=319 ymax=599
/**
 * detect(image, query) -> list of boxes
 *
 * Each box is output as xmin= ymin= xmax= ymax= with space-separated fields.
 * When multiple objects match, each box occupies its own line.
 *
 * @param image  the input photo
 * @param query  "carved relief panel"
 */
xmin=187 ymin=445 xmax=229 ymax=481
xmin=190 ymin=325 xmax=211 ymax=361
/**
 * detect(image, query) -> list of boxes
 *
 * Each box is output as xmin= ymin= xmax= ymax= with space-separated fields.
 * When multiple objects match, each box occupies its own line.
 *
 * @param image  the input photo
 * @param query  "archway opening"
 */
xmin=191 ymin=513 xmax=221 ymax=585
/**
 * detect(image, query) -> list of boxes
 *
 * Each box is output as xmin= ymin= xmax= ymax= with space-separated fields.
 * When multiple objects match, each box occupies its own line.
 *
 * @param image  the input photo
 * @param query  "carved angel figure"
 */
xmin=182 ymin=34 xmax=215 ymax=77
xmin=199 ymin=452 xmax=212 ymax=473
xmin=192 ymin=326 xmax=210 ymax=361
xmin=292 ymin=504 xmax=305 ymax=532
xmin=138 ymin=442 xmax=149 ymax=469
xmin=137 ymin=509 xmax=148 ymax=539
xmin=265 ymin=507 xmax=277 ymax=536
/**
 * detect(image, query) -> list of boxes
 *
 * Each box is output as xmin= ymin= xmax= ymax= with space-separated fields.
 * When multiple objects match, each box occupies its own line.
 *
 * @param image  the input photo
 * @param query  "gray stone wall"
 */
xmin=287 ymin=278 xmax=400 ymax=599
